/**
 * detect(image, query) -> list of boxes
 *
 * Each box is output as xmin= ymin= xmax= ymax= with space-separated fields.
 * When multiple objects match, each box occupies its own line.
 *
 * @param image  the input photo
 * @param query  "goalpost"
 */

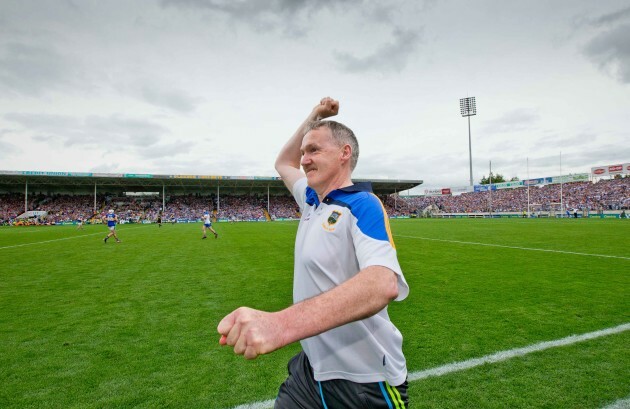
xmin=529 ymin=203 xmax=551 ymax=218
xmin=549 ymin=202 xmax=564 ymax=218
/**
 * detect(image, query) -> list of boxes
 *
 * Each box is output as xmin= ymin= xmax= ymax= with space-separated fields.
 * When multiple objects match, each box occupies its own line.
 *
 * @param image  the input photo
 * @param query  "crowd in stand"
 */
xmin=215 ymin=195 xmax=267 ymax=221
xmin=34 ymin=194 xmax=96 ymax=223
xmin=0 ymin=192 xmax=300 ymax=225
xmin=385 ymin=177 xmax=629 ymax=216
xmin=1 ymin=177 xmax=628 ymax=225
xmin=268 ymin=195 xmax=300 ymax=220
xmin=0 ymin=194 xmax=34 ymax=224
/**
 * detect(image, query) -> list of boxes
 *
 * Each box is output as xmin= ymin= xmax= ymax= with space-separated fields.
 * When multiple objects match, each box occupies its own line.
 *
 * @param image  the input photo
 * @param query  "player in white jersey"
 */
xmin=218 ymin=97 xmax=409 ymax=408
xmin=202 ymin=210 xmax=218 ymax=239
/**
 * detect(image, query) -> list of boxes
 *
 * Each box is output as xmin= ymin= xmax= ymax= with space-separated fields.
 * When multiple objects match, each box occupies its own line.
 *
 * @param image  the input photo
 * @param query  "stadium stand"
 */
xmin=0 ymin=193 xmax=304 ymax=225
xmin=1 ymin=176 xmax=628 ymax=225
xmin=387 ymin=177 xmax=629 ymax=217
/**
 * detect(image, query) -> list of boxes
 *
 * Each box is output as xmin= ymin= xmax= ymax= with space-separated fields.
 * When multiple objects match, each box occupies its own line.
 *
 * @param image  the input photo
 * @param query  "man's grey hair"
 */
xmin=305 ymin=120 xmax=360 ymax=171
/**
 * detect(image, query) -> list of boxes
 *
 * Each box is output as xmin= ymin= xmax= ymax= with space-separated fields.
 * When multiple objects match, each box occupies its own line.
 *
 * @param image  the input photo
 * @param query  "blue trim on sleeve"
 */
xmin=352 ymin=194 xmax=390 ymax=242
xmin=327 ymin=189 xmax=390 ymax=242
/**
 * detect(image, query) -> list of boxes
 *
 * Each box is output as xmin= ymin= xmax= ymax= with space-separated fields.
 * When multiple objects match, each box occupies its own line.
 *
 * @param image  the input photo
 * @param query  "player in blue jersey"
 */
xmin=218 ymin=97 xmax=409 ymax=408
xmin=202 ymin=210 xmax=218 ymax=239
xmin=102 ymin=209 xmax=121 ymax=243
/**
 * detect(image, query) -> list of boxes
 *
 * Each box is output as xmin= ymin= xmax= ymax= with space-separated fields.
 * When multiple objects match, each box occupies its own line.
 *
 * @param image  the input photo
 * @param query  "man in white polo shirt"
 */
xmin=218 ymin=97 xmax=409 ymax=408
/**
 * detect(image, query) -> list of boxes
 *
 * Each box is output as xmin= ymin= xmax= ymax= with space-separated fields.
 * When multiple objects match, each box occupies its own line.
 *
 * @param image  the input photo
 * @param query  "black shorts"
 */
xmin=275 ymin=351 xmax=408 ymax=409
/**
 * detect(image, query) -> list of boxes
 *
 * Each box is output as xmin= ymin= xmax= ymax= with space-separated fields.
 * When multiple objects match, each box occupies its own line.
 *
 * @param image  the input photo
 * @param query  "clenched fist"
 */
xmin=313 ymin=97 xmax=339 ymax=120
xmin=217 ymin=307 xmax=286 ymax=360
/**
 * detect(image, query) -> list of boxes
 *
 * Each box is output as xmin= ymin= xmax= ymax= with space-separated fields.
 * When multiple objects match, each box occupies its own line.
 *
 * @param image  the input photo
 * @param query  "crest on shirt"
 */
xmin=322 ymin=210 xmax=342 ymax=231
xmin=328 ymin=211 xmax=341 ymax=225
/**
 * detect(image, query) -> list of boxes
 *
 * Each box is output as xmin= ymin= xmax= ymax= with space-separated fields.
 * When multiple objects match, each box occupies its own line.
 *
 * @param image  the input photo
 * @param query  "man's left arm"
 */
xmin=217 ymin=265 xmax=398 ymax=359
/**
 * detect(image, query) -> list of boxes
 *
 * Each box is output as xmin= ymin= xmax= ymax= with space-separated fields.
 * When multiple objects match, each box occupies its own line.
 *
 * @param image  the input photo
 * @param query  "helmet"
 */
xmin=108 ymin=209 xmax=114 ymax=214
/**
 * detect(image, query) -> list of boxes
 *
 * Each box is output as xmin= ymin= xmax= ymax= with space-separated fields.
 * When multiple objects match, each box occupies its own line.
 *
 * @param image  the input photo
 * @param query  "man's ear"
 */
xmin=340 ymin=144 xmax=352 ymax=163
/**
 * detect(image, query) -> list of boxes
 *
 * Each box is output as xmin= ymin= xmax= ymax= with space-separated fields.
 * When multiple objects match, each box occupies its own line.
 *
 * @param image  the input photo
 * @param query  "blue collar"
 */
xmin=336 ymin=182 xmax=373 ymax=193
xmin=305 ymin=182 xmax=373 ymax=207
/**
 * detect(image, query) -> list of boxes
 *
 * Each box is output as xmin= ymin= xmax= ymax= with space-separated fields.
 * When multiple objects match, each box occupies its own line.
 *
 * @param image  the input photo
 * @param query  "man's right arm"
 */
xmin=274 ymin=97 xmax=339 ymax=192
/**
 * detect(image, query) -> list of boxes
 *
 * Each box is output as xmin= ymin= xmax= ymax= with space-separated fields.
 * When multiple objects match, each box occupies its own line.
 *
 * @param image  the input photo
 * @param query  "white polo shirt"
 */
xmin=291 ymin=177 xmax=409 ymax=385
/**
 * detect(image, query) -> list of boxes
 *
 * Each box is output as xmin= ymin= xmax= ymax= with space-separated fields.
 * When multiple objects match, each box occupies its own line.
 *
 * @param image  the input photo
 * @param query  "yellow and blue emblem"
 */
xmin=323 ymin=210 xmax=342 ymax=231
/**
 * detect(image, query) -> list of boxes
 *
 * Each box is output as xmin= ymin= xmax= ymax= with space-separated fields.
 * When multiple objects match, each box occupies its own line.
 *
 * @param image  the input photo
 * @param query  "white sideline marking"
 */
xmin=601 ymin=396 xmax=630 ymax=409
xmin=395 ymin=235 xmax=630 ymax=260
xmin=408 ymin=323 xmax=630 ymax=381
xmin=230 ymin=323 xmax=630 ymax=409
xmin=232 ymin=400 xmax=275 ymax=409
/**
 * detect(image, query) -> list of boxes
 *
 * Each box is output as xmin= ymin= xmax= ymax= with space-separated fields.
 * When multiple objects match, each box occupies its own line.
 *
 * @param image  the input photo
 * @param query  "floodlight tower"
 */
xmin=460 ymin=96 xmax=477 ymax=186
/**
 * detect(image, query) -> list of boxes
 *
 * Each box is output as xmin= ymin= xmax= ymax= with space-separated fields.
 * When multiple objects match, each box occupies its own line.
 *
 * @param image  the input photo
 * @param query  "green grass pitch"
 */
xmin=1 ymin=218 xmax=628 ymax=408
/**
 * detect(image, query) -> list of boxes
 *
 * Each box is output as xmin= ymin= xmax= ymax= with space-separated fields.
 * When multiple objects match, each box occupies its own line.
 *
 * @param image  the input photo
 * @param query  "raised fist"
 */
xmin=314 ymin=97 xmax=339 ymax=119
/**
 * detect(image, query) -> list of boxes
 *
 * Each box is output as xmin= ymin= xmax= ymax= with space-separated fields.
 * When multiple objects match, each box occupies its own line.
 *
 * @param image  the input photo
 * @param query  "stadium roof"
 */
xmin=0 ymin=170 xmax=422 ymax=196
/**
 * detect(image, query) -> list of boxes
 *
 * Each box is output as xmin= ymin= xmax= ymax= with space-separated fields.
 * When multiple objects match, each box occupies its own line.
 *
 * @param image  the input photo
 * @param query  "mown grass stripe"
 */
xmin=0 ymin=224 xmax=148 ymax=250
xmin=0 ymin=231 xmax=105 ymax=249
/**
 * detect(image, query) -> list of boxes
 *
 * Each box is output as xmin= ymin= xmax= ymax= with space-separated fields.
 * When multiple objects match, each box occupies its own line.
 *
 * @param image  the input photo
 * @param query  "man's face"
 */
xmin=300 ymin=127 xmax=344 ymax=193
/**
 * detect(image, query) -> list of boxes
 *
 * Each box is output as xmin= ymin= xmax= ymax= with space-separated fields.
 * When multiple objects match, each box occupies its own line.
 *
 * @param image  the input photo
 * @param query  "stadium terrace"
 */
xmin=0 ymin=170 xmax=422 ymax=225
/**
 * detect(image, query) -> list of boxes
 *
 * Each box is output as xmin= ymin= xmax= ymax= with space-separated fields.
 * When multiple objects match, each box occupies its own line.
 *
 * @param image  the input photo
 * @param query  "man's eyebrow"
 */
xmin=300 ymin=142 xmax=319 ymax=152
